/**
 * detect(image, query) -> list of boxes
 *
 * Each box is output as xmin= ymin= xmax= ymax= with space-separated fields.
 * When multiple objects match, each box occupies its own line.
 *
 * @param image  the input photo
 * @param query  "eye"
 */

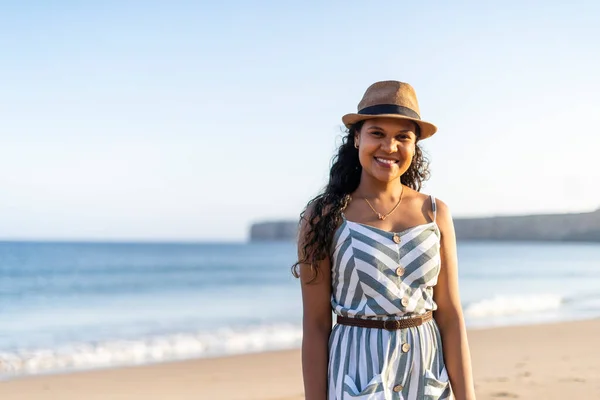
xmin=397 ymin=133 xmax=413 ymax=141
xmin=369 ymin=130 xmax=384 ymax=137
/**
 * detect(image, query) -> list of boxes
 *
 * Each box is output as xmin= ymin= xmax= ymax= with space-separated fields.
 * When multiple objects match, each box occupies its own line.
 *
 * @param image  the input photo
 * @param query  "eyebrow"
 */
xmin=367 ymin=126 xmax=416 ymax=135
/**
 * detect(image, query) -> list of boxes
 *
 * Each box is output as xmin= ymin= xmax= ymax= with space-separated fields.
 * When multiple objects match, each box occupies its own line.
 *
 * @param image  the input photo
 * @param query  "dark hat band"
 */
xmin=358 ymin=104 xmax=420 ymax=120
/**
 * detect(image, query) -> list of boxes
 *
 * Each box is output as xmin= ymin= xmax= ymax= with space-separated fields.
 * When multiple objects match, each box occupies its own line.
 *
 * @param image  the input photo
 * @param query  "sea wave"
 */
xmin=464 ymin=294 xmax=564 ymax=318
xmin=0 ymin=323 xmax=302 ymax=379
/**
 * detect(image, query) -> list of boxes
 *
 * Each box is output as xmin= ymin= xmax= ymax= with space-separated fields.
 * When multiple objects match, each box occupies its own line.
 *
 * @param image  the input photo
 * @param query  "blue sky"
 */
xmin=1 ymin=1 xmax=599 ymax=241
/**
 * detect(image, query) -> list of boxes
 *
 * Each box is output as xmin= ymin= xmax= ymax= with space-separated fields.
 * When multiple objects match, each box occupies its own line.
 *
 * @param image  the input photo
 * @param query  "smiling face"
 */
xmin=355 ymin=117 xmax=418 ymax=183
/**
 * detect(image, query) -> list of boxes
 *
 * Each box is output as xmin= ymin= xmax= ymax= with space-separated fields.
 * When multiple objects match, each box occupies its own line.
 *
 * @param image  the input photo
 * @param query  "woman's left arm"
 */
xmin=433 ymin=199 xmax=477 ymax=400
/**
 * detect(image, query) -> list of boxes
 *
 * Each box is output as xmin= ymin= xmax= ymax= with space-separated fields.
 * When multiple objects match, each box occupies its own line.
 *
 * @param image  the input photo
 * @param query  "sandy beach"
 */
xmin=1 ymin=318 xmax=599 ymax=400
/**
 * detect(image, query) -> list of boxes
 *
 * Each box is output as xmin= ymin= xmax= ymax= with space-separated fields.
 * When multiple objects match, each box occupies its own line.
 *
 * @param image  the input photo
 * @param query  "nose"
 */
xmin=380 ymin=138 xmax=398 ymax=153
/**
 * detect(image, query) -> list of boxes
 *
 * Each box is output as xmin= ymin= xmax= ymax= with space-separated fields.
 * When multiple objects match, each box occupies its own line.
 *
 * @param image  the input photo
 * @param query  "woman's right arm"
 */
xmin=298 ymin=215 xmax=332 ymax=400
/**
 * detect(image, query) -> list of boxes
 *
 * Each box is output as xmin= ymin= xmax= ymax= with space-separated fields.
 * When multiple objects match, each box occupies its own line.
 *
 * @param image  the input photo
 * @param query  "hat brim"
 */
xmin=341 ymin=113 xmax=437 ymax=140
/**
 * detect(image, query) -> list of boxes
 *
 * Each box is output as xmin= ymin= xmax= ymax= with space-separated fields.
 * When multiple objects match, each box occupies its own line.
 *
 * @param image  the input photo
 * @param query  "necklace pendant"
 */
xmin=378 ymin=213 xmax=385 ymax=220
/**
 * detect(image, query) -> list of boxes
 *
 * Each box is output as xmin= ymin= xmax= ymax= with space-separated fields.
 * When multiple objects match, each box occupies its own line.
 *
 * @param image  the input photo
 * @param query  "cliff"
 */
xmin=249 ymin=208 xmax=600 ymax=242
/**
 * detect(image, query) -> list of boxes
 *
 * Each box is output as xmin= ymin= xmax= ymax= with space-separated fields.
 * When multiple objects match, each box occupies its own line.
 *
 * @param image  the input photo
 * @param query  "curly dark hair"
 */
xmin=291 ymin=121 xmax=431 ymax=282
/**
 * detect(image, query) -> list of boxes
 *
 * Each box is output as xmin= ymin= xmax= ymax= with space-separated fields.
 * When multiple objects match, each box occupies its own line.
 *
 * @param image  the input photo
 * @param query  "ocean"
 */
xmin=1 ymin=240 xmax=599 ymax=380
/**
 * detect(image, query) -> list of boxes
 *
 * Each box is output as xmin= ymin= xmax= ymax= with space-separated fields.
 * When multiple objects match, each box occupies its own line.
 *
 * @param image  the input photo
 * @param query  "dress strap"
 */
xmin=430 ymin=195 xmax=437 ymax=223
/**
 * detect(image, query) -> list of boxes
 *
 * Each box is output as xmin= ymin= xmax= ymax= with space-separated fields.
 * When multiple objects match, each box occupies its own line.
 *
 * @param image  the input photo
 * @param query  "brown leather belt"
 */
xmin=337 ymin=311 xmax=433 ymax=330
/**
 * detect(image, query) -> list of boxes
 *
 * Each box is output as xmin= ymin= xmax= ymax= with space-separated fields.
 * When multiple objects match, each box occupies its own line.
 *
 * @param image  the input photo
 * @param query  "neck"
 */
xmin=354 ymin=173 xmax=404 ymax=200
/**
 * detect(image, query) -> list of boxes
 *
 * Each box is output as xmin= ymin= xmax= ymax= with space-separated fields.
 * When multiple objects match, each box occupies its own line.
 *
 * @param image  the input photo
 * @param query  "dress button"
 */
xmin=402 ymin=343 xmax=411 ymax=352
xmin=401 ymin=297 xmax=409 ymax=307
xmin=392 ymin=234 xmax=401 ymax=244
xmin=395 ymin=266 xmax=405 ymax=276
xmin=393 ymin=384 xmax=403 ymax=392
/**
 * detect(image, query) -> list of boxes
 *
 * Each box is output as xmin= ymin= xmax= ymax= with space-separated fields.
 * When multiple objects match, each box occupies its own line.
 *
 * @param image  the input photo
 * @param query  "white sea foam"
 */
xmin=464 ymin=294 xmax=564 ymax=318
xmin=0 ymin=323 xmax=302 ymax=379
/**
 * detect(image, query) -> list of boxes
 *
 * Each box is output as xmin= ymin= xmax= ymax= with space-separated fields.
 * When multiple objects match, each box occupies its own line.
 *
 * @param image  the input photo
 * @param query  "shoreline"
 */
xmin=2 ymin=313 xmax=599 ymax=383
xmin=1 ymin=318 xmax=599 ymax=399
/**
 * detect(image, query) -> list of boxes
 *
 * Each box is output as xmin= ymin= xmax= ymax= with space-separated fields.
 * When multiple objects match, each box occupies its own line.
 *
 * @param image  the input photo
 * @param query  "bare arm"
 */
xmin=433 ymin=200 xmax=476 ymax=400
xmin=298 ymin=214 xmax=332 ymax=400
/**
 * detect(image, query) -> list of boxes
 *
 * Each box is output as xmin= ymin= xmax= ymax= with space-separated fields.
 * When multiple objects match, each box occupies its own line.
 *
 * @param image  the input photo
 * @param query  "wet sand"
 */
xmin=1 ymin=319 xmax=599 ymax=399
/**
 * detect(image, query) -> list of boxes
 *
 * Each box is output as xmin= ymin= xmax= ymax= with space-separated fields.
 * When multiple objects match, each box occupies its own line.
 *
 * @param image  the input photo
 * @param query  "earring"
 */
xmin=354 ymin=142 xmax=359 ymax=149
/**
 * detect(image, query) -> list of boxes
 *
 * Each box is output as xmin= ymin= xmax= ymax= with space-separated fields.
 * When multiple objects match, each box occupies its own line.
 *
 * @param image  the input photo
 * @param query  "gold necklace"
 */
xmin=363 ymin=187 xmax=404 ymax=221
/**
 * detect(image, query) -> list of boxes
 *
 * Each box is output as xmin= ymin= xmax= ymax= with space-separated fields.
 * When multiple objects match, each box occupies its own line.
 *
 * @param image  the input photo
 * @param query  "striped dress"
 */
xmin=328 ymin=196 xmax=451 ymax=399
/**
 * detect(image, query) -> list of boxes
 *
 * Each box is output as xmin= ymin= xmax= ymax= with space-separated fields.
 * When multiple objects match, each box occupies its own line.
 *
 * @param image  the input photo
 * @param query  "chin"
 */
xmin=380 ymin=175 xmax=402 ymax=183
xmin=369 ymin=170 xmax=402 ymax=183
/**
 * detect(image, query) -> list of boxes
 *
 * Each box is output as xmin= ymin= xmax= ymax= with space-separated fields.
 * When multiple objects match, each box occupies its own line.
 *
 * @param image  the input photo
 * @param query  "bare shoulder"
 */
xmin=298 ymin=201 xmax=318 ymax=245
xmin=297 ymin=199 xmax=336 ymax=252
xmin=298 ymin=200 xmax=328 ymax=233
xmin=403 ymin=186 xmax=431 ymax=208
xmin=432 ymin=197 xmax=452 ymax=218
xmin=405 ymin=187 xmax=444 ymax=223
xmin=296 ymin=199 xmax=333 ymax=285
xmin=431 ymin=197 xmax=456 ymax=239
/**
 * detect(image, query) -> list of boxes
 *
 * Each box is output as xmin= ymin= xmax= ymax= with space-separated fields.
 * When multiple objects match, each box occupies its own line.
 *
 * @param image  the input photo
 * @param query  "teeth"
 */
xmin=376 ymin=157 xmax=396 ymax=164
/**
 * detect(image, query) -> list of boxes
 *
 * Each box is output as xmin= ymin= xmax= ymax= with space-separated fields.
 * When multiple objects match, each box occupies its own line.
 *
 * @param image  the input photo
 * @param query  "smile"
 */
xmin=374 ymin=157 xmax=399 ymax=167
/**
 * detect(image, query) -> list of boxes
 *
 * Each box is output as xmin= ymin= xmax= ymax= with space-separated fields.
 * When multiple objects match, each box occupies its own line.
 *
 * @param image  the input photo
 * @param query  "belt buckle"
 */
xmin=383 ymin=319 xmax=401 ymax=330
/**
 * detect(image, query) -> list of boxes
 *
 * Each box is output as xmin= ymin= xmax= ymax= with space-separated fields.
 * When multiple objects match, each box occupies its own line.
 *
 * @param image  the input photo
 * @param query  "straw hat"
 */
xmin=342 ymin=81 xmax=437 ymax=139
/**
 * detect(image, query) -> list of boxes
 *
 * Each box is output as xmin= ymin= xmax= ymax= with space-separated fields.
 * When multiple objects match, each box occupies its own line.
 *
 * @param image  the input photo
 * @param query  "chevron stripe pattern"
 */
xmin=327 ymin=196 xmax=451 ymax=399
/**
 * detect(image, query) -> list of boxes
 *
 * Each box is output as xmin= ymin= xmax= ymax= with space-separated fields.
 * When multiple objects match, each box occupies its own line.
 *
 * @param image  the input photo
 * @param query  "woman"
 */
xmin=293 ymin=81 xmax=476 ymax=399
